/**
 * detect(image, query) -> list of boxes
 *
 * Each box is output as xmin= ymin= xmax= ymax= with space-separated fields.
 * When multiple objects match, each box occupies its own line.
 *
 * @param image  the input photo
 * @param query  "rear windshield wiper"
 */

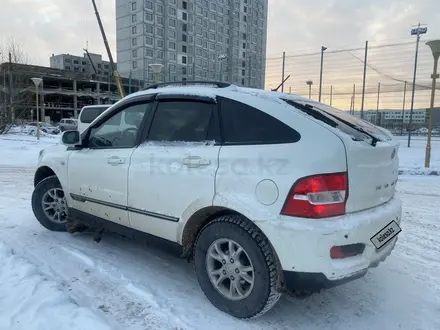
xmin=349 ymin=125 xmax=379 ymax=146
xmin=285 ymin=100 xmax=379 ymax=146
xmin=313 ymin=107 xmax=380 ymax=147
xmin=283 ymin=100 xmax=338 ymax=128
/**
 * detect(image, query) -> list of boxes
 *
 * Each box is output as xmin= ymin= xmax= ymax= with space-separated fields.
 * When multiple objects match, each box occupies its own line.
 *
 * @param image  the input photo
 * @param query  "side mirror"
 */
xmin=61 ymin=130 xmax=81 ymax=146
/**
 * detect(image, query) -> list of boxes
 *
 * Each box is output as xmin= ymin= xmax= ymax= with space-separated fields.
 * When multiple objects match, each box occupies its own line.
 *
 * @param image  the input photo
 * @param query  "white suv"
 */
xmin=31 ymin=82 xmax=402 ymax=319
xmin=77 ymin=104 xmax=111 ymax=132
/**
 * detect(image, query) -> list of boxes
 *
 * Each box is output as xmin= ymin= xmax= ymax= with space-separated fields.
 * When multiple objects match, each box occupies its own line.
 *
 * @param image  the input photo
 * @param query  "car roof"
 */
xmin=122 ymin=82 xmax=309 ymax=107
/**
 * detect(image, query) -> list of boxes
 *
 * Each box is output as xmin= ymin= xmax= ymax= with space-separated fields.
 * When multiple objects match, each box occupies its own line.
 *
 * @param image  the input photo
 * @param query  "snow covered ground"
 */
xmin=397 ymin=136 xmax=440 ymax=175
xmin=0 ymin=133 xmax=439 ymax=330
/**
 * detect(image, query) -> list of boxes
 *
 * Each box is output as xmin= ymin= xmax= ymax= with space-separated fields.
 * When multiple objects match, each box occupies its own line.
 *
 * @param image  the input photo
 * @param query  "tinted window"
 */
xmin=148 ymin=101 xmax=214 ymax=142
xmin=88 ymin=103 xmax=151 ymax=148
xmin=80 ymin=106 xmax=110 ymax=124
xmin=219 ymin=97 xmax=300 ymax=144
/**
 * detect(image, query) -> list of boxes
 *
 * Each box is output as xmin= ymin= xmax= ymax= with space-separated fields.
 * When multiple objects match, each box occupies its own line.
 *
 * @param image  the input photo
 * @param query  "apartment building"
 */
xmin=362 ymin=109 xmax=426 ymax=124
xmin=353 ymin=109 xmax=427 ymax=130
xmin=50 ymin=53 xmax=113 ymax=82
xmin=116 ymin=0 xmax=268 ymax=88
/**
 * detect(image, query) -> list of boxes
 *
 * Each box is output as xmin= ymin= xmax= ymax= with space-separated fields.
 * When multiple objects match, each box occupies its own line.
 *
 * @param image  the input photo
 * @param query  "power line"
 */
xmin=266 ymin=41 xmax=416 ymax=61
xmin=347 ymin=51 xmax=440 ymax=90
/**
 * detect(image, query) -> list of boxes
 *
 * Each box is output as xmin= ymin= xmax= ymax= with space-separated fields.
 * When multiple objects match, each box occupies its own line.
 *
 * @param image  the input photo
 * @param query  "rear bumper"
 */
xmin=282 ymin=268 xmax=368 ymax=293
xmin=258 ymin=195 xmax=402 ymax=286
xmin=281 ymin=235 xmax=398 ymax=293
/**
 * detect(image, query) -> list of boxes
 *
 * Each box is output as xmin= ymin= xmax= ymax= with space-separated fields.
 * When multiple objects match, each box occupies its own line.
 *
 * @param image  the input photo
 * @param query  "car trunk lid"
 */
xmin=344 ymin=139 xmax=399 ymax=212
xmin=282 ymin=98 xmax=399 ymax=213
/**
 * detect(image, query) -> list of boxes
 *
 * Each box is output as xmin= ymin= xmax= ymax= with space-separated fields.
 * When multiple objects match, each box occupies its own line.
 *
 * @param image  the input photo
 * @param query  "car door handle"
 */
xmin=182 ymin=156 xmax=211 ymax=168
xmin=107 ymin=156 xmax=125 ymax=165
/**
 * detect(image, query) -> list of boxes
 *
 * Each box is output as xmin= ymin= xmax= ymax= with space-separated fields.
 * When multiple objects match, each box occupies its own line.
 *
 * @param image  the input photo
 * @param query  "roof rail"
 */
xmin=143 ymin=80 xmax=231 ymax=90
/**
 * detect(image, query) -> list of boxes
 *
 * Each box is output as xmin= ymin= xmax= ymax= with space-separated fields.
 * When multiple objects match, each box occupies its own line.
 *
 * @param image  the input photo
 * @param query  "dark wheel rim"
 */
xmin=205 ymin=238 xmax=255 ymax=301
xmin=41 ymin=188 xmax=68 ymax=223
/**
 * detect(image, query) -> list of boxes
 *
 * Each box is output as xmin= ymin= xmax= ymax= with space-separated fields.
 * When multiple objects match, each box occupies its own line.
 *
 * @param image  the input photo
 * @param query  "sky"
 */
xmin=0 ymin=0 xmax=439 ymax=109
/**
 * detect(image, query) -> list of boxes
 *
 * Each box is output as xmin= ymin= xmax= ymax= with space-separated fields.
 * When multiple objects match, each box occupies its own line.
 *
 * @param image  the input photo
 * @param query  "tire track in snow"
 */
xmin=1 ymin=166 xmax=440 ymax=329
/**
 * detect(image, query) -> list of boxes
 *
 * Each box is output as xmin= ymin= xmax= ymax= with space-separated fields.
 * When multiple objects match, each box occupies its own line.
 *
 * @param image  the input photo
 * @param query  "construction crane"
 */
xmin=83 ymin=48 xmax=97 ymax=74
xmin=91 ymin=0 xmax=125 ymax=98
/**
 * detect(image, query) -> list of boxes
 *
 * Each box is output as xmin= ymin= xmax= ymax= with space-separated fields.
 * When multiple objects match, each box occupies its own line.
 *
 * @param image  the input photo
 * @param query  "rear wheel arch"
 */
xmin=181 ymin=207 xmax=282 ymax=270
xmin=34 ymin=166 xmax=57 ymax=188
xmin=181 ymin=206 xmax=230 ymax=257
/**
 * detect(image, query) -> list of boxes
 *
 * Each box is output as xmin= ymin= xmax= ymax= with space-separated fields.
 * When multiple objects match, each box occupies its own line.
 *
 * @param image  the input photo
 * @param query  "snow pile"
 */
xmin=0 ymin=243 xmax=113 ymax=330
xmin=7 ymin=125 xmax=59 ymax=138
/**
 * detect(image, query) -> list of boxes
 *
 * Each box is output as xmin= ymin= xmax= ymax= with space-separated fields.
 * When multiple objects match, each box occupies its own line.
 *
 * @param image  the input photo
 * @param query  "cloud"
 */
xmin=1 ymin=0 xmax=439 ymax=108
xmin=0 ymin=0 xmax=116 ymax=64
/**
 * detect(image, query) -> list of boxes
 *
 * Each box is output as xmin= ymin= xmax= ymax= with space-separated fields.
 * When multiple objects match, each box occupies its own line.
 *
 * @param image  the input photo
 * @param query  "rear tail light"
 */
xmin=281 ymin=172 xmax=348 ymax=218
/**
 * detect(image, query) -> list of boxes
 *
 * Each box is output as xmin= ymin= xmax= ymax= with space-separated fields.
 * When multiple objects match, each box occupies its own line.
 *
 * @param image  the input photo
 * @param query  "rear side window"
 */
xmin=80 ymin=106 xmax=109 ymax=123
xmin=148 ymin=101 xmax=215 ymax=142
xmin=283 ymin=99 xmax=391 ymax=144
xmin=219 ymin=97 xmax=301 ymax=145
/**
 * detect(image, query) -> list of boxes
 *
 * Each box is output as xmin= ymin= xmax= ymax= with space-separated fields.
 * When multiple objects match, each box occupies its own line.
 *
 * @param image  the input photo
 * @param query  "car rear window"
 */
xmin=283 ymin=99 xmax=391 ymax=145
xmin=79 ymin=106 xmax=109 ymax=124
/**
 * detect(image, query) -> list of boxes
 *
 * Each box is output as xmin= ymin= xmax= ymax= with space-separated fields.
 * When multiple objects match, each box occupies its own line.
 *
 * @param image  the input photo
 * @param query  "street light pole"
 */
xmin=281 ymin=51 xmax=285 ymax=93
xmin=375 ymin=82 xmax=380 ymax=125
xmin=31 ymin=78 xmax=42 ymax=141
xmin=408 ymin=23 xmax=428 ymax=147
xmin=424 ymin=40 xmax=440 ymax=168
xmin=400 ymin=81 xmax=407 ymax=136
xmin=148 ymin=64 xmax=164 ymax=84
xmin=318 ymin=46 xmax=327 ymax=102
xmin=330 ymin=85 xmax=333 ymax=106
xmin=360 ymin=40 xmax=368 ymax=119
xmin=218 ymin=54 xmax=227 ymax=82
xmin=306 ymin=80 xmax=313 ymax=99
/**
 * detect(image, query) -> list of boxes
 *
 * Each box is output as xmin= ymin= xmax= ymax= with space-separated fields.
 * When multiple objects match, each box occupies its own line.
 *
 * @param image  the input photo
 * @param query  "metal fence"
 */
xmin=265 ymin=36 xmax=440 ymax=112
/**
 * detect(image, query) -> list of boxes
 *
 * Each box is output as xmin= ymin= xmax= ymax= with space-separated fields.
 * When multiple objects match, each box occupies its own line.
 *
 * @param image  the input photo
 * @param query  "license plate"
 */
xmin=370 ymin=220 xmax=401 ymax=249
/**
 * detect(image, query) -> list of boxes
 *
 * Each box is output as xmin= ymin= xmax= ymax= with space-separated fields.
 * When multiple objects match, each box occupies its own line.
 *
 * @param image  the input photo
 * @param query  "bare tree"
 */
xmin=0 ymin=37 xmax=30 ymax=64
xmin=0 ymin=36 xmax=33 ymax=133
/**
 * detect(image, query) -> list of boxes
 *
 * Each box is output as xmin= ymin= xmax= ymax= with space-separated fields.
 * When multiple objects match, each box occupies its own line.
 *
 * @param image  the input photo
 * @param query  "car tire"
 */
xmin=60 ymin=126 xmax=65 ymax=132
xmin=194 ymin=214 xmax=281 ymax=319
xmin=31 ymin=175 xmax=68 ymax=232
xmin=42 ymin=128 xmax=47 ymax=133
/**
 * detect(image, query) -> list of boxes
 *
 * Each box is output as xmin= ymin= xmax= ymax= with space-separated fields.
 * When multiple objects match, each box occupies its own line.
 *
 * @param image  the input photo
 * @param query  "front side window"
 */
xmin=88 ymin=103 xmax=152 ymax=148
xmin=147 ymin=101 xmax=215 ymax=142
